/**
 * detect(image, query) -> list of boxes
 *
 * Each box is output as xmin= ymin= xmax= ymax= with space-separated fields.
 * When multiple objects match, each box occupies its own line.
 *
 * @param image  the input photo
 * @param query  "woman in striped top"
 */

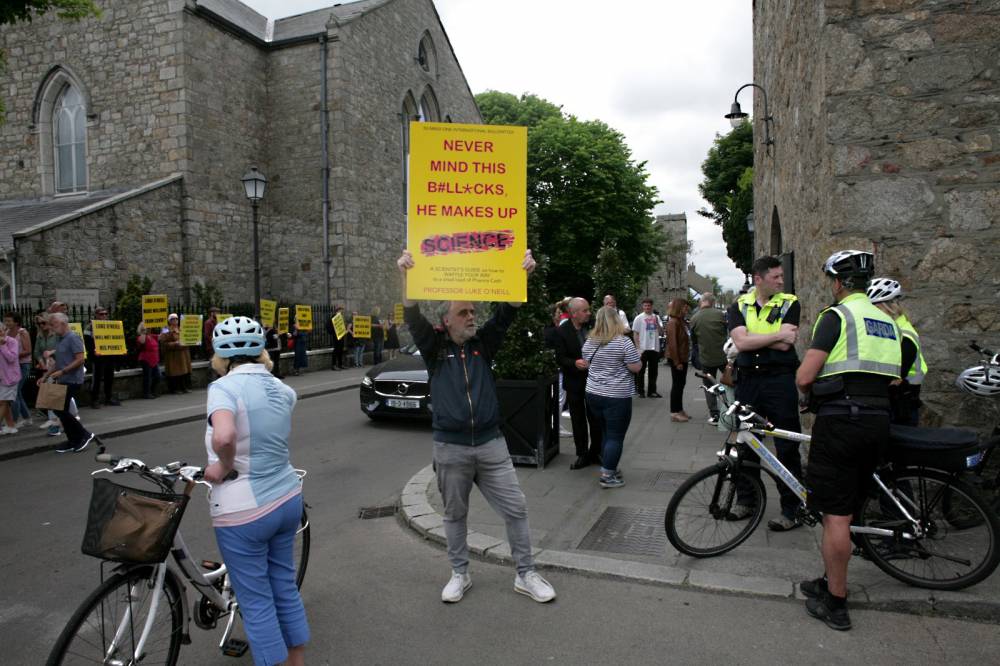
xmin=581 ymin=306 xmax=642 ymax=488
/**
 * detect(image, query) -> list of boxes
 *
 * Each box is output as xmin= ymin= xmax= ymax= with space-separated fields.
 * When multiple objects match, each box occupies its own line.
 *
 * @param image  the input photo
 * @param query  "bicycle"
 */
xmin=953 ymin=340 xmax=1000 ymax=516
xmin=664 ymin=373 xmax=1000 ymax=591
xmin=46 ymin=446 xmax=310 ymax=666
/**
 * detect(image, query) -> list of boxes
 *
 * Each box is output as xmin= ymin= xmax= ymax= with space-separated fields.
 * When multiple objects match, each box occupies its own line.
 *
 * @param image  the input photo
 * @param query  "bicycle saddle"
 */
xmin=889 ymin=424 xmax=979 ymax=450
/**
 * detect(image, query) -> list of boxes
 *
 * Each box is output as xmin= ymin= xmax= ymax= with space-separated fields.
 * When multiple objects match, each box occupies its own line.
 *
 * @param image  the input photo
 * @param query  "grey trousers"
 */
xmin=433 ymin=437 xmax=535 ymax=575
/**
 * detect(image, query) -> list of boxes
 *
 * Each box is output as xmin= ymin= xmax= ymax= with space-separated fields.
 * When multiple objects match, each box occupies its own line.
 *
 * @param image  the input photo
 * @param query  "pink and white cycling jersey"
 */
xmin=205 ymin=364 xmax=300 ymax=519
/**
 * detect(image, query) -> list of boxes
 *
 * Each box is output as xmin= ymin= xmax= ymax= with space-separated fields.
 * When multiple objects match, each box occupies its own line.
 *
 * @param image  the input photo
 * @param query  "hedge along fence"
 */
xmin=9 ymin=301 xmax=395 ymax=369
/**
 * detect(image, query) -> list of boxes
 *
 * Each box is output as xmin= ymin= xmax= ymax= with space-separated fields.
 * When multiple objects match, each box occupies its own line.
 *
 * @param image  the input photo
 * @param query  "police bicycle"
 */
xmin=663 ymin=373 xmax=1000 ymax=591
xmin=46 ymin=443 xmax=310 ymax=665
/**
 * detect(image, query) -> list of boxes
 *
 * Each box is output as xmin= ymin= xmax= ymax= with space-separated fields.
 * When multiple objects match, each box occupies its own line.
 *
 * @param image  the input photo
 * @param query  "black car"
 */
xmin=359 ymin=344 xmax=432 ymax=420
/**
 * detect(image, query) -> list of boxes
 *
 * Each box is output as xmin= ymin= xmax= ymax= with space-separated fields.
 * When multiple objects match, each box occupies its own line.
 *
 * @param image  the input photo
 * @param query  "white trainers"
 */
xmin=39 ymin=419 xmax=55 ymax=429
xmin=1 ymin=426 xmax=18 ymax=435
xmin=441 ymin=571 xmax=471 ymax=603
xmin=14 ymin=418 xmax=31 ymax=428
xmin=514 ymin=571 xmax=556 ymax=603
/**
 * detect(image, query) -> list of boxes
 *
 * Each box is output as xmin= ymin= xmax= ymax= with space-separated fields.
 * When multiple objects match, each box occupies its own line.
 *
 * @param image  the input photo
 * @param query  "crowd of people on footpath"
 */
xmin=542 ymin=251 xmax=925 ymax=633
xmin=14 ymin=246 xmax=922 ymax=663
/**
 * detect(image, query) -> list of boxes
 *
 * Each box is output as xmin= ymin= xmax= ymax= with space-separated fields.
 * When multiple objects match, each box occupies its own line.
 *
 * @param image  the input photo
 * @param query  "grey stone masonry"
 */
xmin=644 ymin=213 xmax=688 ymax=311
xmin=753 ymin=0 xmax=1000 ymax=429
xmin=0 ymin=0 xmax=481 ymax=315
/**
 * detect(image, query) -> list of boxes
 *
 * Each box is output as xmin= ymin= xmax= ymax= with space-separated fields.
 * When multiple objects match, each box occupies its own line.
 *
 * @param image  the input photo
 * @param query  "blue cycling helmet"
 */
xmin=212 ymin=316 xmax=266 ymax=358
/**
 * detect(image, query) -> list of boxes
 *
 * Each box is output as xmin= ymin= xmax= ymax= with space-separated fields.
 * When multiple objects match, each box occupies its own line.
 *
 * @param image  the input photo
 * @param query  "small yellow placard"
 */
xmin=142 ymin=295 xmax=169 ymax=329
xmin=260 ymin=299 xmax=277 ymax=328
xmin=332 ymin=312 xmax=347 ymax=340
xmin=180 ymin=314 xmax=202 ymax=346
xmin=353 ymin=315 xmax=371 ymax=339
xmin=295 ymin=305 xmax=313 ymax=331
xmin=69 ymin=322 xmax=86 ymax=359
xmin=394 ymin=303 xmax=404 ymax=322
xmin=92 ymin=320 xmax=127 ymax=355
xmin=278 ymin=308 xmax=289 ymax=334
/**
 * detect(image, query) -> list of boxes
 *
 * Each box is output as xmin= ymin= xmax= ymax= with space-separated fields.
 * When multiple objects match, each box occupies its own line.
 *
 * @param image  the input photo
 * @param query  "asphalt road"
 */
xmin=2 ymin=392 xmax=998 ymax=664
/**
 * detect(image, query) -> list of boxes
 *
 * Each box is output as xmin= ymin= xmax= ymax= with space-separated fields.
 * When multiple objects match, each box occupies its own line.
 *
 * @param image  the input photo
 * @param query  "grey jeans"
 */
xmin=433 ymin=436 xmax=535 ymax=575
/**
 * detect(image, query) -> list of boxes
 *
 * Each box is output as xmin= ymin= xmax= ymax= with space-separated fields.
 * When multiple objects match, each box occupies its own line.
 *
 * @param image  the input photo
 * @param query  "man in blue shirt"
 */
xmin=38 ymin=313 xmax=94 ymax=453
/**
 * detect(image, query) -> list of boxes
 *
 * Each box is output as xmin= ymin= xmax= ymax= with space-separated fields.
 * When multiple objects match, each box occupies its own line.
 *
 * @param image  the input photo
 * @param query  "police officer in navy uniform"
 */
xmin=796 ymin=250 xmax=902 ymax=631
xmin=727 ymin=256 xmax=804 ymax=531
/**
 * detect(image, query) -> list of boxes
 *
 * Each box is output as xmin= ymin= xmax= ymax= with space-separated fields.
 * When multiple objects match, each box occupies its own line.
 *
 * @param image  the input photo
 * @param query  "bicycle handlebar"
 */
xmin=971 ymin=340 xmax=996 ymax=357
xmin=695 ymin=371 xmax=775 ymax=430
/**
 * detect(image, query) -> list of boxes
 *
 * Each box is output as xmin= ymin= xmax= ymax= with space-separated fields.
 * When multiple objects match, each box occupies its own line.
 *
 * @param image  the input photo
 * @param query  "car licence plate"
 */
xmin=386 ymin=398 xmax=420 ymax=409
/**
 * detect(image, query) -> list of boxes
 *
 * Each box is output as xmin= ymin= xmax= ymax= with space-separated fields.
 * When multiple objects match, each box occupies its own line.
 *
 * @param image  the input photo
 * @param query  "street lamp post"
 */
xmin=241 ymin=166 xmax=268 ymax=320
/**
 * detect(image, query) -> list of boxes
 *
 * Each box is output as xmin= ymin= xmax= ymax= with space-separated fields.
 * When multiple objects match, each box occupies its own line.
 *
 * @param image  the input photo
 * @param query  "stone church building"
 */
xmin=750 ymin=0 xmax=999 ymax=427
xmin=0 ymin=0 xmax=480 ymax=311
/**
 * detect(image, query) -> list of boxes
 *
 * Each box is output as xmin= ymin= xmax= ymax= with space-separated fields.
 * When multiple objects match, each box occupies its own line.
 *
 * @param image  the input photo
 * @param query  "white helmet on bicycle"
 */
xmin=956 ymin=364 xmax=1000 ymax=397
xmin=212 ymin=316 xmax=266 ymax=358
xmin=866 ymin=277 xmax=902 ymax=304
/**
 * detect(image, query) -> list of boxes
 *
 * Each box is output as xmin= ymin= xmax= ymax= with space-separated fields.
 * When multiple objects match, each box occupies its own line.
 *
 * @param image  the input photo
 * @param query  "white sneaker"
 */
xmin=40 ymin=419 xmax=55 ymax=429
xmin=514 ymin=571 xmax=556 ymax=603
xmin=559 ymin=427 xmax=573 ymax=438
xmin=441 ymin=571 xmax=471 ymax=603
xmin=14 ymin=418 xmax=30 ymax=428
xmin=1 ymin=426 xmax=18 ymax=435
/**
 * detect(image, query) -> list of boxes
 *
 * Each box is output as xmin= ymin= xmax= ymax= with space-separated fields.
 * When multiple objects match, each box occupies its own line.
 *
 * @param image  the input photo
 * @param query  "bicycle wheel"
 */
xmin=665 ymin=463 xmax=766 ymax=557
xmin=47 ymin=565 xmax=183 ymax=666
xmin=295 ymin=506 xmax=311 ymax=589
xmin=857 ymin=469 xmax=1000 ymax=591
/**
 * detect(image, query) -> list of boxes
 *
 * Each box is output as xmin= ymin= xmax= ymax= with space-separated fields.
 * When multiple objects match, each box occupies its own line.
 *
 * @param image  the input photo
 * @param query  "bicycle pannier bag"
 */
xmin=36 ymin=381 xmax=67 ymax=411
xmin=81 ymin=477 xmax=189 ymax=564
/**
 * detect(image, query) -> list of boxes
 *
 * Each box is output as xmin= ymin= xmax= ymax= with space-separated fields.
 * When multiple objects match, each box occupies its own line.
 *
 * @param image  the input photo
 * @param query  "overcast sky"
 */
xmin=242 ymin=0 xmax=753 ymax=291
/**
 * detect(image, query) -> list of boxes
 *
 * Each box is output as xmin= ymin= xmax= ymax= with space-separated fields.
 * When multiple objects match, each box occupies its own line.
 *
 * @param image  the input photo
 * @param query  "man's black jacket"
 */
xmin=404 ymin=303 xmax=516 ymax=446
xmin=553 ymin=319 xmax=588 ymax=394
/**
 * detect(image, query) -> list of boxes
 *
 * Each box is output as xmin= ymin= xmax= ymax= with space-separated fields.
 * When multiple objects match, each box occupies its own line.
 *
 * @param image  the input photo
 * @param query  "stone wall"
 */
xmin=643 ymin=214 xmax=689 ymax=311
xmin=754 ymin=0 xmax=1000 ymax=428
xmin=0 ymin=0 xmax=187 ymax=198
xmin=180 ymin=6 xmax=271 ymax=302
xmin=13 ymin=178 xmax=185 ymax=305
xmin=328 ymin=0 xmax=482 ymax=313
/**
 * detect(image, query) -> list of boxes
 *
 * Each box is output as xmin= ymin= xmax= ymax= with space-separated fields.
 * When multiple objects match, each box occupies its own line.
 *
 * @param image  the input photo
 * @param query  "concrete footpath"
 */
xmin=401 ymin=365 xmax=1000 ymax=622
xmin=0 ymin=366 xmax=368 ymax=460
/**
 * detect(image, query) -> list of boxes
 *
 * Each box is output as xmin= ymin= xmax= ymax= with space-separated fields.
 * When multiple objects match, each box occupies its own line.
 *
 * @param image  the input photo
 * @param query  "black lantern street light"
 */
xmin=725 ymin=83 xmax=774 ymax=154
xmin=241 ymin=166 xmax=268 ymax=319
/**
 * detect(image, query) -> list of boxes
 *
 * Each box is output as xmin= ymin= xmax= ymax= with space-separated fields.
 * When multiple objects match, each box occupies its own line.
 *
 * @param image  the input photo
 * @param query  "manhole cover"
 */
xmin=577 ymin=506 xmax=668 ymax=557
xmin=647 ymin=471 xmax=690 ymax=492
xmin=358 ymin=504 xmax=398 ymax=519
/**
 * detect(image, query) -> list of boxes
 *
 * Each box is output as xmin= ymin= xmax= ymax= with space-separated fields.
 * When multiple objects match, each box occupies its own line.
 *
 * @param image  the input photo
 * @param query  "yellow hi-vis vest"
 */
xmin=895 ymin=313 xmax=927 ymax=385
xmin=815 ymin=292 xmax=902 ymax=379
xmin=738 ymin=291 xmax=798 ymax=335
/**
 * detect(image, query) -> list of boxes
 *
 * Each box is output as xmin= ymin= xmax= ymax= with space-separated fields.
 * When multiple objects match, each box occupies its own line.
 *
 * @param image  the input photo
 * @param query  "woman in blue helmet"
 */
xmin=204 ymin=316 xmax=308 ymax=666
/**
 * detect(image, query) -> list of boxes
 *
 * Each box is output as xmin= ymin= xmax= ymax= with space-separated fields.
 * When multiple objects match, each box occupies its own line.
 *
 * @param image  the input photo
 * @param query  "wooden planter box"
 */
xmin=496 ymin=375 xmax=559 ymax=469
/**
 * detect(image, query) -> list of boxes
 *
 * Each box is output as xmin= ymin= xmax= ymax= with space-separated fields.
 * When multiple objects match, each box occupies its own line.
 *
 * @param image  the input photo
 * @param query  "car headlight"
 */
xmin=362 ymin=376 xmax=373 ymax=387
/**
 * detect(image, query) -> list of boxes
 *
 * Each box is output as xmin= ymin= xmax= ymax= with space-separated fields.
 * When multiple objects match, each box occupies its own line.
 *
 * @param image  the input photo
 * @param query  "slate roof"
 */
xmin=195 ymin=0 xmax=392 ymax=44
xmin=0 ymin=188 xmax=129 ymax=251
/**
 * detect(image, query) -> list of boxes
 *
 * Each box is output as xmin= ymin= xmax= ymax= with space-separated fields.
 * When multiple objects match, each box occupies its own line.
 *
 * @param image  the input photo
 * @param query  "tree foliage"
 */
xmin=491 ymin=213 xmax=557 ymax=380
xmin=0 ymin=0 xmax=100 ymax=124
xmin=476 ymin=91 xmax=663 ymax=305
xmin=697 ymin=120 xmax=754 ymax=275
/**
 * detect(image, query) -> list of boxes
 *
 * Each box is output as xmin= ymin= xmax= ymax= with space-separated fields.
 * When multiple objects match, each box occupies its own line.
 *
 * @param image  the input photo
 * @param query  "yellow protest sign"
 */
xmin=179 ymin=314 xmax=202 ymax=346
xmin=260 ymin=299 xmax=277 ymax=327
xmin=353 ymin=315 xmax=372 ymax=339
xmin=406 ymin=122 xmax=527 ymax=302
xmin=394 ymin=303 xmax=404 ymax=323
xmin=332 ymin=312 xmax=347 ymax=340
xmin=69 ymin=323 xmax=86 ymax=359
xmin=92 ymin=320 xmax=127 ymax=355
xmin=278 ymin=308 xmax=289 ymax=334
xmin=295 ymin=305 xmax=313 ymax=331
xmin=142 ymin=295 xmax=169 ymax=329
